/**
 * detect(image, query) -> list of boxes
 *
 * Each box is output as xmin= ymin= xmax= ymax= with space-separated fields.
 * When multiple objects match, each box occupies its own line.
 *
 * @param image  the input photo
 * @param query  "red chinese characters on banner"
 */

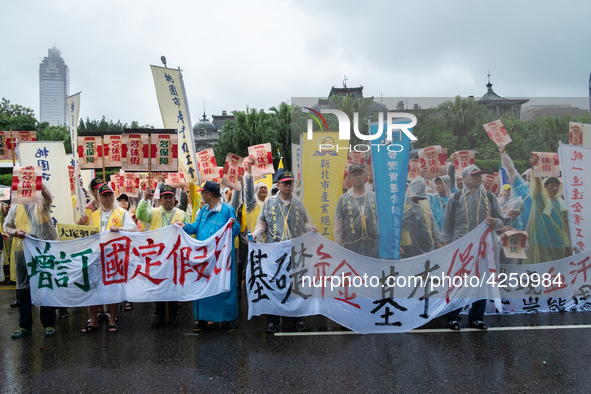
xmin=483 ymin=119 xmax=512 ymax=146
xmin=210 ymin=167 xmax=224 ymax=184
xmin=502 ymin=231 xmax=528 ymax=259
xmin=104 ymin=135 xmax=122 ymax=167
xmin=453 ymin=150 xmax=475 ymax=176
xmin=570 ymin=122 xmax=584 ymax=147
xmin=68 ymin=166 xmax=76 ymax=196
xmin=568 ymin=149 xmax=586 ymax=251
xmin=248 ymin=143 xmax=274 ymax=176
xmin=122 ymin=134 xmax=149 ymax=171
xmin=407 ymin=158 xmax=421 ymax=181
xmin=123 ymin=173 xmax=140 ymax=197
xmin=11 ymin=166 xmax=43 ymax=204
xmin=166 ymin=172 xmax=186 ymax=187
xmin=482 ymin=173 xmax=500 ymax=194
xmin=100 ymin=236 xmax=132 ymax=285
xmin=532 ymin=152 xmax=560 ymax=177
xmin=197 ymin=148 xmax=218 ymax=181
xmin=222 ymin=153 xmax=244 ymax=190
xmin=418 ymin=146 xmax=447 ymax=180
xmin=77 ymin=136 xmax=102 ymax=169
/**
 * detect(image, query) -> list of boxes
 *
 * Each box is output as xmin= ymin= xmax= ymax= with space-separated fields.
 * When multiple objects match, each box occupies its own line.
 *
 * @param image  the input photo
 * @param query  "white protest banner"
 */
xmin=558 ymin=143 xmax=590 ymax=253
xmin=11 ymin=166 xmax=43 ymax=205
xmin=247 ymin=222 xmax=501 ymax=334
xmin=532 ymin=152 xmax=560 ymax=177
xmin=24 ymin=222 xmax=234 ymax=307
xmin=151 ymin=65 xmax=199 ymax=183
xmin=19 ymin=142 xmax=75 ymax=225
xmin=569 ymin=122 xmax=591 ymax=148
xmin=66 ymin=92 xmax=85 ymax=221
xmin=502 ymin=231 xmax=528 ymax=259
xmin=418 ymin=146 xmax=447 ymax=180
xmin=483 ymin=119 xmax=512 ymax=146
xmin=248 ymin=143 xmax=274 ymax=176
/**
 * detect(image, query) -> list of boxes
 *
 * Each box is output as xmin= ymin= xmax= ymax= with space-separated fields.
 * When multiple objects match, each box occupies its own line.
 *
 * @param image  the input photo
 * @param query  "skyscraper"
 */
xmin=39 ymin=46 xmax=69 ymax=126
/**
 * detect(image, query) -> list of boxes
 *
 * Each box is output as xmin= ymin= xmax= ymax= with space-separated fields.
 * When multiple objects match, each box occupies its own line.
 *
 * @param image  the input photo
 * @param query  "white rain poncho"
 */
xmin=243 ymin=174 xmax=268 ymax=233
xmin=441 ymin=165 xmax=504 ymax=244
xmin=401 ymin=176 xmax=441 ymax=258
xmin=334 ymin=188 xmax=379 ymax=258
xmin=254 ymin=194 xmax=314 ymax=243
xmin=524 ymin=176 xmax=570 ymax=264
xmin=3 ymin=184 xmax=58 ymax=289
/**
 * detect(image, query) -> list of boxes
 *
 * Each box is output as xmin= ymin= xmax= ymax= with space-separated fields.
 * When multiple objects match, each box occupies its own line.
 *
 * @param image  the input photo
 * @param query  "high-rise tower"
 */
xmin=39 ymin=46 xmax=69 ymax=125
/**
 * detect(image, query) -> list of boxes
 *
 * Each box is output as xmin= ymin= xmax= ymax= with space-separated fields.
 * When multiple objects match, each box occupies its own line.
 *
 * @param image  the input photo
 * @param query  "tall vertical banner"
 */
xmin=18 ymin=142 xmax=75 ymax=225
xmin=302 ymin=133 xmax=348 ymax=241
xmin=558 ymin=143 xmax=590 ymax=253
xmin=371 ymin=122 xmax=411 ymax=260
xmin=151 ymin=65 xmax=198 ymax=184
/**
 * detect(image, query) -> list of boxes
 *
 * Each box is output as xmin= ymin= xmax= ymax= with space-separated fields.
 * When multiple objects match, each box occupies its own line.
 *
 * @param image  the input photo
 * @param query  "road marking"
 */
xmin=274 ymin=324 xmax=591 ymax=336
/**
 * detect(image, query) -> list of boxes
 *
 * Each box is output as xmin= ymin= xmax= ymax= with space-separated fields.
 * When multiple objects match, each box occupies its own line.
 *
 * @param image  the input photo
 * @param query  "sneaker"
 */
xmin=11 ymin=327 xmax=32 ymax=339
xmin=193 ymin=321 xmax=207 ymax=332
xmin=294 ymin=321 xmax=308 ymax=332
xmin=265 ymin=322 xmax=278 ymax=333
xmin=44 ymin=327 xmax=56 ymax=337
xmin=468 ymin=320 xmax=488 ymax=330
xmin=227 ymin=321 xmax=238 ymax=332
xmin=449 ymin=321 xmax=461 ymax=331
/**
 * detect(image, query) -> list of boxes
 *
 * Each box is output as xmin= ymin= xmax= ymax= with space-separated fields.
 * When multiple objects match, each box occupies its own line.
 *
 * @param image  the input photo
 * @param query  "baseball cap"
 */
xmin=160 ymin=185 xmax=176 ymax=196
xmin=279 ymin=171 xmax=294 ymax=182
xmin=349 ymin=163 xmax=365 ymax=173
xmin=117 ymin=193 xmax=129 ymax=201
xmin=469 ymin=168 xmax=485 ymax=175
xmin=98 ymin=183 xmax=114 ymax=195
xmin=503 ymin=184 xmax=511 ymax=191
xmin=89 ymin=177 xmax=105 ymax=190
xmin=197 ymin=180 xmax=221 ymax=195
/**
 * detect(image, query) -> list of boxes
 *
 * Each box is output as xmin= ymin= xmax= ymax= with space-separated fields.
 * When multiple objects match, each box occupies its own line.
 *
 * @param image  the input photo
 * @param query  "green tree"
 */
xmin=36 ymin=122 xmax=72 ymax=154
xmin=524 ymin=115 xmax=571 ymax=154
xmin=411 ymin=109 xmax=456 ymax=149
xmin=269 ymin=102 xmax=292 ymax=168
xmin=0 ymin=97 xmax=37 ymax=131
xmin=438 ymin=96 xmax=490 ymax=151
xmin=214 ymin=108 xmax=279 ymax=167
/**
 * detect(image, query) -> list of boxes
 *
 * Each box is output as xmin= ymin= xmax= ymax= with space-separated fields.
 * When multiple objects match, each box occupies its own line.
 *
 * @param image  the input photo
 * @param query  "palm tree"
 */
xmin=524 ymin=115 xmax=571 ymax=153
xmin=269 ymin=102 xmax=291 ymax=168
xmin=438 ymin=95 xmax=490 ymax=151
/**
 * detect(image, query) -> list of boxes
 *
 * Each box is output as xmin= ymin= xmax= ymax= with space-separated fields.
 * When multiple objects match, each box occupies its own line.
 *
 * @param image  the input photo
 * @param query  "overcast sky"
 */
xmin=2 ymin=0 xmax=590 ymax=128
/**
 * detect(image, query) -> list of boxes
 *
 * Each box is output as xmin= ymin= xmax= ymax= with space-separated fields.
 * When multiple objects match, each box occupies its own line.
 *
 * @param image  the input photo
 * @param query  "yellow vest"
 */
xmin=11 ymin=205 xmax=51 ymax=280
xmin=91 ymin=207 xmax=126 ymax=231
xmin=147 ymin=208 xmax=186 ymax=230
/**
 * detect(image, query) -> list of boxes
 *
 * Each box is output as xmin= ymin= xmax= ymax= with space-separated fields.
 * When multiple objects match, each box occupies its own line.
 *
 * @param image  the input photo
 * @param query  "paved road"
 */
xmin=1 ymin=284 xmax=591 ymax=393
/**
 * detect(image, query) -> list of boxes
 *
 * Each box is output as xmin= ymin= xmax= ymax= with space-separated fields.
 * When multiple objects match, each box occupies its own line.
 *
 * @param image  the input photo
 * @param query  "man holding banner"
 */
xmin=441 ymin=165 xmax=503 ymax=330
xmin=5 ymin=183 xmax=59 ymax=338
xmin=137 ymin=184 xmax=189 ymax=328
xmin=334 ymin=163 xmax=379 ymax=258
xmin=81 ymin=183 xmax=138 ymax=334
xmin=252 ymin=170 xmax=317 ymax=333
xmin=177 ymin=181 xmax=241 ymax=332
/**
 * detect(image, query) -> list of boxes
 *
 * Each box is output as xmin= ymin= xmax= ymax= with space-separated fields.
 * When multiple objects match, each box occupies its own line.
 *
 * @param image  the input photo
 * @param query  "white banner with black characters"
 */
xmin=247 ymin=222 xmax=502 ymax=334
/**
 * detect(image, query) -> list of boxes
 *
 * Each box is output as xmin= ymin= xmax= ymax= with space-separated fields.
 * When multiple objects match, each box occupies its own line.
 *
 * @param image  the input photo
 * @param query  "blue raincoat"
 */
xmin=183 ymin=201 xmax=241 ymax=322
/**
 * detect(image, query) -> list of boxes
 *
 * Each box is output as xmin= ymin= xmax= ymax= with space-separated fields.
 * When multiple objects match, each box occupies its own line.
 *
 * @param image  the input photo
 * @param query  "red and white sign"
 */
xmin=482 ymin=173 xmax=500 ymax=194
xmin=222 ymin=153 xmax=245 ymax=190
xmin=502 ymin=231 xmax=528 ymax=259
xmin=532 ymin=152 xmax=560 ymax=177
xmin=418 ymin=146 xmax=447 ymax=180
xmin=483 ymin=119 xmax=512 ymax=146
xmin=248 ymin=143 xmax=274 ymax=176
xmin=197 ymin=148 xmax=218 ymax=181
xmin=453 ymin=150 xmax=475 ymax=176
xmin=12 ymin=166 xmax=43 ymax=205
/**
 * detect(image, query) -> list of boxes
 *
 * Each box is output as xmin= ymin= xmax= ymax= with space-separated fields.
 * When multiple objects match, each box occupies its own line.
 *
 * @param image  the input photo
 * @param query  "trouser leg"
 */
xmin=17 ymin=288 xmax=33 ymax=329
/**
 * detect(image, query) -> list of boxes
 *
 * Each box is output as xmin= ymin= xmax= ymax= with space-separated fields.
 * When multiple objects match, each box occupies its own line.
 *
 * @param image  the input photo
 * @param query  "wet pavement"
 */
xmin=2 ymin=283 xmax=591 ymax=394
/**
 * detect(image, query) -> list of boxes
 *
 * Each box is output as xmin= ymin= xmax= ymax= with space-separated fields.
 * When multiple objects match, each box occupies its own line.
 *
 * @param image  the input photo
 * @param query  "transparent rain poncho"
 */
xmin=3 ymin=184 xmax=59 ymax=289
xmin=334 ymin=187 xmax=379 ymax=258
xmin=254 ymin=193 xmax=314 ymax=243
xmin=524 ymin=177 xmax=570 ymax=264
xmin=441 ymin=165 xmax=504 ymax=244
xmin=501 ymin=197 xmax=525 ymax=231
xmin=501 ymin=150 xmax=532 ymax=226
xmin=401 ymin=176 xmax=441 ymax=258
xmin=243 ymin=174 xmax=269 ymax=233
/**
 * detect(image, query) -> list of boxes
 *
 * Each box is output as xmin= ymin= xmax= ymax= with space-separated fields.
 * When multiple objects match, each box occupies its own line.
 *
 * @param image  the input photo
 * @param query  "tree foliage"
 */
xmin=0 ymin=97 xmax=37 ymax=131
xmin=36 ymin=122 xmax=72 ymax=154
xmin=438 ymin=96 xmax=491 ymax=151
